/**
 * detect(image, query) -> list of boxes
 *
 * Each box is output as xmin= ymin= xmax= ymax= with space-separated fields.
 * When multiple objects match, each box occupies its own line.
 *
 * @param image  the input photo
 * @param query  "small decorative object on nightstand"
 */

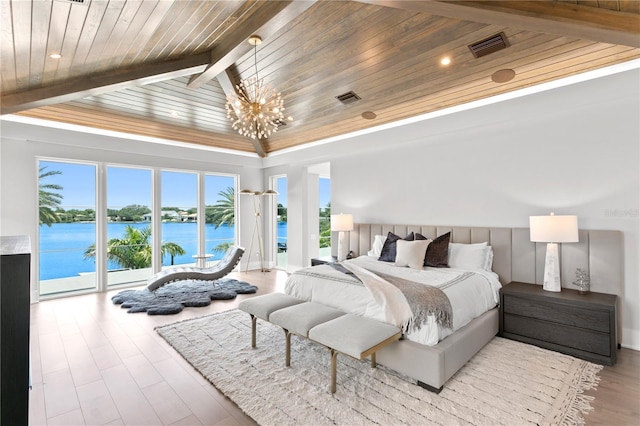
xmin=311 ymin=256 xmax=338 ymax=266
xmin=572 ymin=268 xmax=590 ymax=294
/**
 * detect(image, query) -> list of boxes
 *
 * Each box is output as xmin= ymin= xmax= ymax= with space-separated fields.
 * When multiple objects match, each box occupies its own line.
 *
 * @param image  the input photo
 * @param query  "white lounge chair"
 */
xmin=146 ymin=246 xmax=245 ymax=292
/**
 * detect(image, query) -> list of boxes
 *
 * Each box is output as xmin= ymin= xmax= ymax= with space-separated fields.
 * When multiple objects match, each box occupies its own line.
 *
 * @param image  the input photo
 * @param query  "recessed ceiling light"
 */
xmin=49 ymin=53 xmax=62 ymax=59
xmin=361 ymin=111 xmax=377 ymax=120
xmin=440 ymin=57 xmax=451 ymax=66
xmin=491 ymin=69 xmax=516 ymax=83
xmin=169 ymin=111 xmax=179 ymax=117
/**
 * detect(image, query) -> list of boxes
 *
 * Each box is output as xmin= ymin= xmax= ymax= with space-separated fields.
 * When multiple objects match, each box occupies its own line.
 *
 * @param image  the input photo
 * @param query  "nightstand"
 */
xmin=499 ymin=281 xmax=617 ymax=365
xmin=311 ymin=256 xmax=338 ymax=266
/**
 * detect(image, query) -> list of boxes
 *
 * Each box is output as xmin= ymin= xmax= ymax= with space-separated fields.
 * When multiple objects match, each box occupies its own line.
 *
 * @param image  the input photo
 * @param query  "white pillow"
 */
xmin=367 ymin=234 xmax=387 ymax=257
xmin=395 ymin=239 xmax=431 ymax=269
xmin=448 ymin=242 xmax=492 ymax=270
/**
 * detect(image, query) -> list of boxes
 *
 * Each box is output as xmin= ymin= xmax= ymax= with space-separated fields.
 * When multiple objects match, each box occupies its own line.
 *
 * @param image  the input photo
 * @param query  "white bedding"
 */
xmin=284 ymin=256 xmax=502 ymax=346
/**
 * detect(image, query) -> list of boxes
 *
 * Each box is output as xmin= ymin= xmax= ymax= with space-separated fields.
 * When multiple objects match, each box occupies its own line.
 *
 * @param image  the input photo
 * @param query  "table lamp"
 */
xmin=529 ymin=212 xmax=579 ymax=292
xmin=331 ymin=213 xmax=353 ymax=262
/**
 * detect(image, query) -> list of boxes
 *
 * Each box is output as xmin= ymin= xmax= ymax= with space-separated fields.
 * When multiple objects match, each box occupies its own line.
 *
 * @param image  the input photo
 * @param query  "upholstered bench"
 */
xmin=238 ymin=293 xmax=402 ymax=394
xmin=269 ymin=302 xmax=345 ymax=367
xmin=238 ymin=293 xmax=304 ymax=348
xmin=309 ymin=314 xmax=402 ymax=394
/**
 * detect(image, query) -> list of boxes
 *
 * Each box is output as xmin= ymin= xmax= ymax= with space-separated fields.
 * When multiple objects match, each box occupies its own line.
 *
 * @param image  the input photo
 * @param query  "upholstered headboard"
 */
xmin=348 ymin=224 xmax=623 ymax=300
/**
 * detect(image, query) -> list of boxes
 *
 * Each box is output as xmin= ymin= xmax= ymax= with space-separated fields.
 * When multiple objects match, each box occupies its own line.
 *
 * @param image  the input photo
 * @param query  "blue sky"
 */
xmin=40 ymin=160 xmax=330 ymax=210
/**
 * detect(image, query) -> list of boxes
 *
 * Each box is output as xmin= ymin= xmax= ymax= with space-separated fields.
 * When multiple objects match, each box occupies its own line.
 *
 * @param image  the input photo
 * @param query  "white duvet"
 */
xmin=284 ymin=256 xmax=502 ymax=346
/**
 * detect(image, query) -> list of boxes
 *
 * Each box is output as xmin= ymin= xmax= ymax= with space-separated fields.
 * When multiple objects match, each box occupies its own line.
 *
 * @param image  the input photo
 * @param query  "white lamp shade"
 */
xmin=331 ymin=214 xmax=353 ymax=232
xmin=529 ymin=214 xmax=579 ymax=243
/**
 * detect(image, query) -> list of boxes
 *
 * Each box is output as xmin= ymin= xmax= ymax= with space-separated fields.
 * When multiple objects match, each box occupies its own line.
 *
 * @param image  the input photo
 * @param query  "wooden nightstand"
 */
xmin=500 ymin=281 xmax=617 ymax=365
xmin=311 ymin=256 xmax=338 ymax=266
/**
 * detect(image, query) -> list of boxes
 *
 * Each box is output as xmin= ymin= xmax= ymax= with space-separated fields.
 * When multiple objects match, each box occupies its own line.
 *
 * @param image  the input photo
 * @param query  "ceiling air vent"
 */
xmin=335 ymin=91 xmax=361 ymax=105
xmin=55 ymin=0 xmax=89 ymax=4
xmin=468 ymin=32 xmax=509 ymax=58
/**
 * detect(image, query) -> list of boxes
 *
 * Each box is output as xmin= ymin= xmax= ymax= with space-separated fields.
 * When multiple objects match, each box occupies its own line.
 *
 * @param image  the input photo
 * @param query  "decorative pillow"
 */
xmin=484 ymin=246 xmax=494 ymax=271
xmin=448 ymin=242 xmax=490 ymax=270
xmin=367 ymin=235 xmax=387 ymax=257
xmin=378 ymin=232 xmax=414 ymax=262
xmin=395 ymin=239 xmax=431 ymax=269
xmin=416 ymin=231 xmax=450 ymax=267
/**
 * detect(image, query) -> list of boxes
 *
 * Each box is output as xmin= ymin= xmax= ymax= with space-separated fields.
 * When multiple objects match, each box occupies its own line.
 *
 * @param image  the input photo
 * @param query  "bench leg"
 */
xmin=284 ymin=329 xmax=292 ymax=367
xmin=250 ymin=314 xmax=257 ymax=348
xmin=370 ymin=352 xmax=376 ymax=368
xmin=330 ymin=349 xmax=338 ymax=394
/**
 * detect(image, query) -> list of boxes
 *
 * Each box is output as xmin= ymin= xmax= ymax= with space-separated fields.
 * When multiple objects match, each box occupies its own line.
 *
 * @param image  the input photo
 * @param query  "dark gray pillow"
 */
xmin=378 ymin=232 xmax=414 ymax=262
xmin=416 ymin=231 xmax=450 ymax=267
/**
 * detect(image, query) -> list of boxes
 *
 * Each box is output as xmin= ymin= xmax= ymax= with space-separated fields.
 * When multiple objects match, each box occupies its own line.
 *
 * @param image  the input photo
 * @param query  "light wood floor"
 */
xmin=29 ymin=270 xmax=639 ymax=425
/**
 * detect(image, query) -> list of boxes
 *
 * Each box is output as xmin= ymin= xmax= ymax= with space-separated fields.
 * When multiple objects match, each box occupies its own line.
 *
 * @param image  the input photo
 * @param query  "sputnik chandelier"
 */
xmin=225 ymin=35 xmax=292 ymax=140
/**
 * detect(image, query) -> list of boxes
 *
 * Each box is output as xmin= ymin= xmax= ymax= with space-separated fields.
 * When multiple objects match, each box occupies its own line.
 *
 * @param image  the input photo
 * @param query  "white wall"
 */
xmin=269 ymin=68 xmax=640 ymax=349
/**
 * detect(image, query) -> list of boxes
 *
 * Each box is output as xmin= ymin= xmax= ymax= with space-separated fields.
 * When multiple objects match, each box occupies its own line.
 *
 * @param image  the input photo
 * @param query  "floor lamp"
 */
xmin=529 ymin=212 xmax=579 ymax=292
xmin=240 ymin=189 xmax=277 ymax=272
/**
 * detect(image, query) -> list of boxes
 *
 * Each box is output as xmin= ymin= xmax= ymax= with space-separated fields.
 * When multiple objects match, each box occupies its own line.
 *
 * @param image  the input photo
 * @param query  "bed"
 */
xmin=284 ymin=223 xmax=624 ymax=392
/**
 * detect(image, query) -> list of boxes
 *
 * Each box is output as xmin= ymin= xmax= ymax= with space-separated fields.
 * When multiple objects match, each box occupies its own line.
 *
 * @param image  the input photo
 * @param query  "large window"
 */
xmin=274 ymin=176 xmax=288 ymax=268
xmin=38 ymin=160 xmax=97 ymax=296
xmin=106 ymin=166 xmax=153 ymax=287
xmin=161 ymin=171 xmax=198 ymax=268
xmin=205 ymin=174 xmax=236 ymax=261
xmin=37 ymin=158 xmax=237 ymax=298
xmin=318 ymin=177 xmax=331 ymax=255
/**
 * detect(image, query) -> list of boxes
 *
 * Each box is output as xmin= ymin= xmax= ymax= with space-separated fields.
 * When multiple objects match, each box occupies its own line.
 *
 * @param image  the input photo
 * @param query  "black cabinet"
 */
xmin=1 ymin=235 xmax=31 ymax=426
xmin=500 ymin=281 xmax=617 ymax=366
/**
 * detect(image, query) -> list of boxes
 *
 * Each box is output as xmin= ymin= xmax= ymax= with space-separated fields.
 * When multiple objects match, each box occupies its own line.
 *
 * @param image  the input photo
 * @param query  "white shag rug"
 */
xmin=156 ymin=309 xmax=602 ymax=426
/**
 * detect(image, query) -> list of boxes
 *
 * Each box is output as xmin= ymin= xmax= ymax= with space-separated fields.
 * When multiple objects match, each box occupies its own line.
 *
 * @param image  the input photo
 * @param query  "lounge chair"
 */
xmin=146 ymin=246 xmax=245 ymax=292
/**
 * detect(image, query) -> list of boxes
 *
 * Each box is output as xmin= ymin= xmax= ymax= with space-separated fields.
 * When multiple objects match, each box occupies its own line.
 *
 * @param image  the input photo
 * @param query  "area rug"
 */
xmin=112 ymin=279 xmax=257 ymax=314
xmin=156 ymin=309 xmax=602 ymax=425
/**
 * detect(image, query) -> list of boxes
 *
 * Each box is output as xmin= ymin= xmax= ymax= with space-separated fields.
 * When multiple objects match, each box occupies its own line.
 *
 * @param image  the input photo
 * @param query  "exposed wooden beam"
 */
xmin=355 ymin=0 xmax=640 ymax=48
xmin=217 ymin=69 xmax=267 ymax=158
xmin=187 ymin=0 xmax=317 ymax=90
xmin=1 ymin=52 xmax=212 ymax=115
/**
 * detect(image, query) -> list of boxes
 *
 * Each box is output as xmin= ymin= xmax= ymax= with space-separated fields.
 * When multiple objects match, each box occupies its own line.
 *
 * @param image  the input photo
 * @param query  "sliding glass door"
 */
xmin=37 ymin=158 xmax=238 ymax=298
xmin=38 ymin=160 xmax=97 ymax=296
xmin=161 ymin=171 xmax=198 ymax=268
xmin=274 ymin=176 xmax=288 ymax=268
xmin=106 ymin=166 xmax=153 ymax=287
xmin=205 ymin=174 xmax=237 ymax=263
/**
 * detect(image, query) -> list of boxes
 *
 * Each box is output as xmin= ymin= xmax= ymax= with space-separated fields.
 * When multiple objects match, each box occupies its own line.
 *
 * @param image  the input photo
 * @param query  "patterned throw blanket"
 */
xmin=329 ymin=263 xmax=455 ymax=332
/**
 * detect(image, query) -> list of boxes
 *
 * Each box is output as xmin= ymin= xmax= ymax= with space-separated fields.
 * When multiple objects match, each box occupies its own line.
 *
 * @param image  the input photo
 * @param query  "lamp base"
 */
xmin=337 ymin=231 xmax=349 ymax=262
xmin=542 ymin=242 xmax=561 ymax=292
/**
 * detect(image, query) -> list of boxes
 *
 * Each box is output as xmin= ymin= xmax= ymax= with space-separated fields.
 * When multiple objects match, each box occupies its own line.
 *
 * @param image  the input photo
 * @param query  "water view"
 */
xmin=40 ymin=221 xmax=288 ymax=280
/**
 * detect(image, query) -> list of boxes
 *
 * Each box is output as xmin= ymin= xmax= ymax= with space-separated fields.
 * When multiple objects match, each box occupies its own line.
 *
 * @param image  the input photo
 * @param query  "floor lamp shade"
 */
xmin=529 ymin=213 xmax=579 ymax=292
xmin=331 ymin=214 xmax=353 ymax=261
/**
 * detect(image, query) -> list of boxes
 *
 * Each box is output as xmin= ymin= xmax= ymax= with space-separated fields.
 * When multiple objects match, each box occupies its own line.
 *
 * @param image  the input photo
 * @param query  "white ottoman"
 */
xmin=309 ymin=314 xmax=402 ymax=393
xmin=238 ymin=293 xmax=304 ymax=348
xmin=270 ymin=302 xmax=345 ymax=366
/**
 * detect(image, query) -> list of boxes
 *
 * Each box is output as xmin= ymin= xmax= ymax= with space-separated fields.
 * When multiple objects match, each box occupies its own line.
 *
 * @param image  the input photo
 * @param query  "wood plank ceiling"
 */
xmin=2 ymin=0 xmax=639 ymax=157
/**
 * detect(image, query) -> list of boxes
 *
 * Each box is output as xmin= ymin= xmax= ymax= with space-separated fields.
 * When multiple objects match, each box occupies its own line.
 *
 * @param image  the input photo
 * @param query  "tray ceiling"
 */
xmin=2 ymin=0 xmax=639 ymax=157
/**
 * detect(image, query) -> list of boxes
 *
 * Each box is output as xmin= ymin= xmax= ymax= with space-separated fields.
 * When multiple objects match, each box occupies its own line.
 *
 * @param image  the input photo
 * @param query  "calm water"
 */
xmin=39 ymin=222 xmax=287 ymax=280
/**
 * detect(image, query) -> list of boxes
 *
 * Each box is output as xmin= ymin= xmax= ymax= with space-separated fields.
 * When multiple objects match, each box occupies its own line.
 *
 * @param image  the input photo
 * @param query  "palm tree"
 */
xmin=39 ymin=166 xmax=63 ymax=226
xmin=207 ymin=186 xmax=236 ymax=253
xmin=162 ymin=241 xmax=186 ymax=265
xmin=206 ymin=186 xmax=235 ymax=228
xmin=84 ymin=225 xmax=185 ymax=269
